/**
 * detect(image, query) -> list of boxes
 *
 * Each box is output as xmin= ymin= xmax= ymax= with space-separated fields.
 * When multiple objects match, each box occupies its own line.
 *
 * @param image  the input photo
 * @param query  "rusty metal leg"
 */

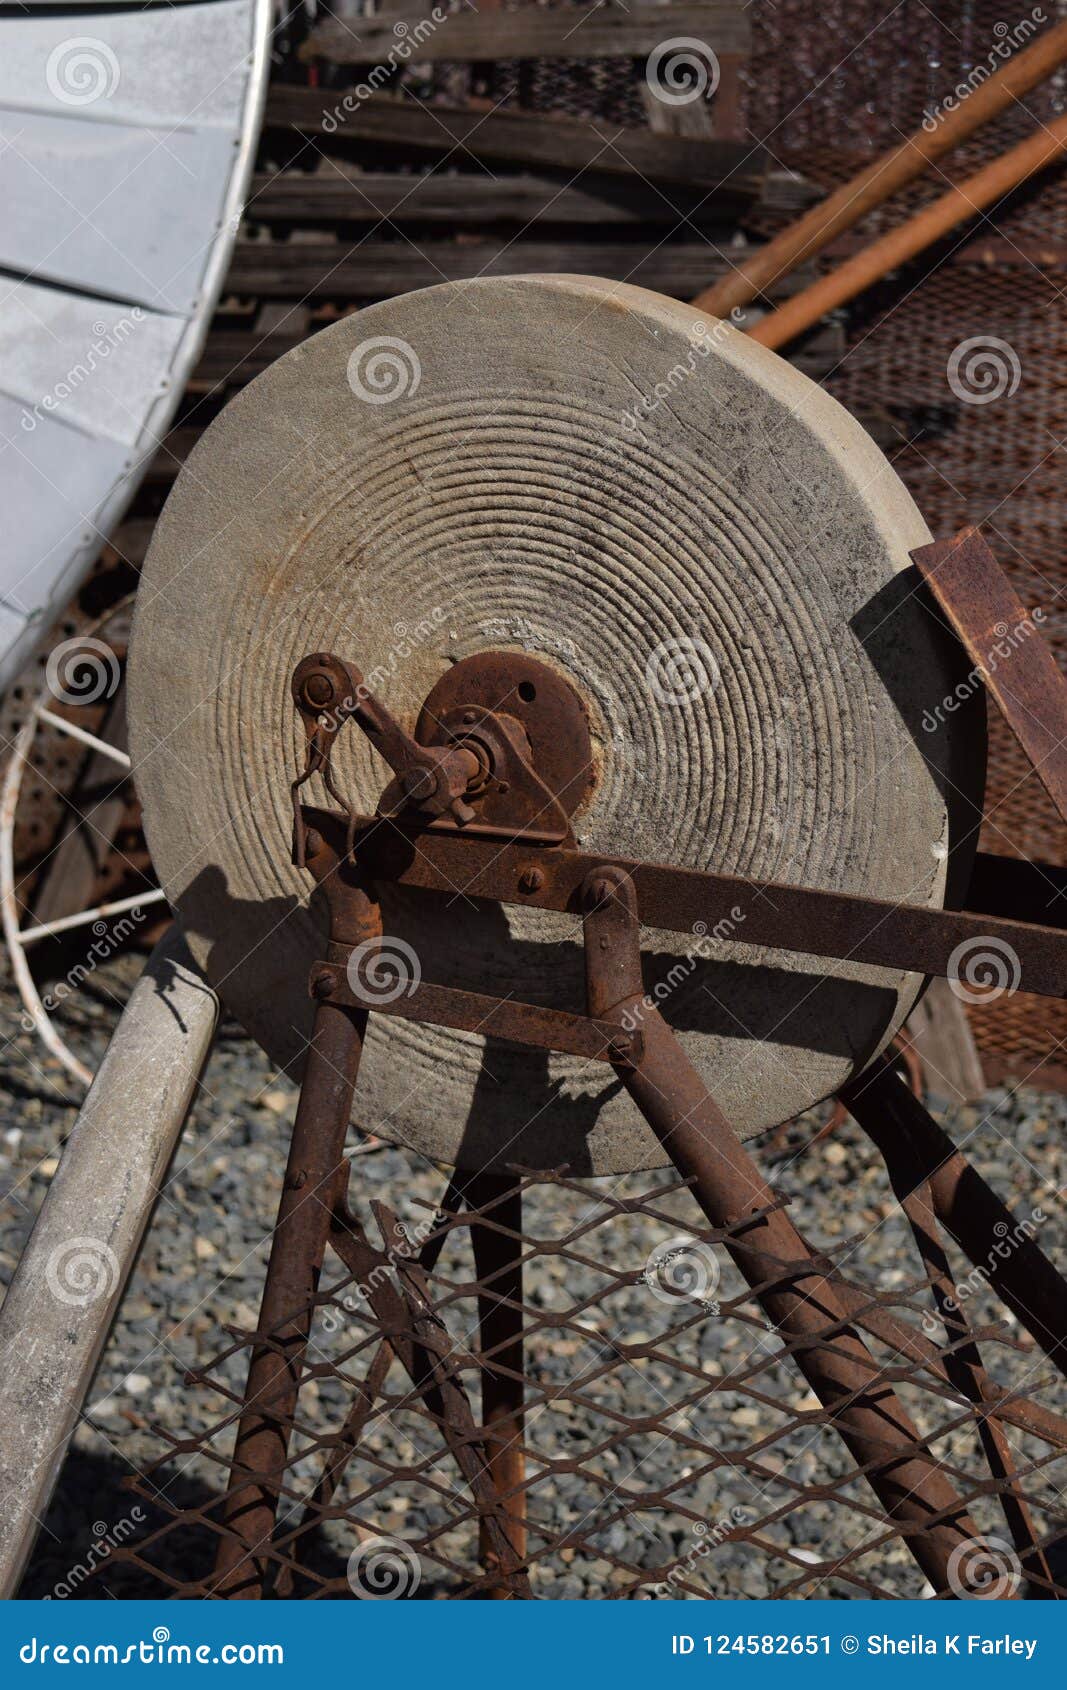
xmin=212 ymin=990 xmax=372 ymax=1597
xmin=842 ymin=1057 xmax=1067 ymax=1378
xmin=856 ymin=1101 xmax=1054 ymax=1591
xmin=464 ymin=1170 xmax=527 ymax=1594
xmin=583 ymin=867 xmax=988 ymax=1596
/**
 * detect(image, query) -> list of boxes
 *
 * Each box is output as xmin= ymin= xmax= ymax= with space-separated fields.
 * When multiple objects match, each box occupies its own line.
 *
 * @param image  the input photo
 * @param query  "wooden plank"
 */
xmin=904 ymin=978 xmax=987 ymax=1105
xmin=304 ymin=4 xmax=750 ymax=64
xmin=226 ymin=237 xmax=765 ymax=298
xmin=265 ymin=89 xmax=765 ymax=204
xmin=246 ymin=165 xmax=813 ymax=225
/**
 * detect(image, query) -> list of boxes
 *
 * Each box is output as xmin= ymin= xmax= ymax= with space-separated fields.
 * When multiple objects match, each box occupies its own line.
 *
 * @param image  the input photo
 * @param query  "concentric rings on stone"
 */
xmin=128 ymin=276 xmax=983 ymax=1173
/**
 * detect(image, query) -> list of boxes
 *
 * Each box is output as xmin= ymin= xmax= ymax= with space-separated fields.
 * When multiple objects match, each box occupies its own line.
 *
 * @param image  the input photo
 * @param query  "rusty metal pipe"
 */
xmin=212 ymin=988 xmax=373 ymax=1597
xmin=465 ymin=1171 xmax=527 ymax=1594
xmin=692 ymin=17 xmax=1067 ymax=320
xmin=856 ymin=1102 xmax=1053 ymax=1587
xmin=584 ymin=869 xmax=984 ymax=1595
xmin=842 ymin=1058 xmax=1067 ymax=1379
xmin=747 ymin=109 xmax=1067 ymax=350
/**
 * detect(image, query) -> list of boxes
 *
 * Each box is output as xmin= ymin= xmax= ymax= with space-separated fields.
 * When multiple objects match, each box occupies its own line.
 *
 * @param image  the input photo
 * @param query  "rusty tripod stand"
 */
xmin=209 ymin=526 xmax=1067 ymax=1600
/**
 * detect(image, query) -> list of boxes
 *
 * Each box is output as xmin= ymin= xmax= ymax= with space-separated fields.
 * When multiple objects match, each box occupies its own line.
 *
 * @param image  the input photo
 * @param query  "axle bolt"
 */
xmin=462 ymin=710 xmax=479 ymax=726
xmin=518 ymin=867 xmax=545 ymax=894
xmin=303 ymin=673 xmax=334 ymax=708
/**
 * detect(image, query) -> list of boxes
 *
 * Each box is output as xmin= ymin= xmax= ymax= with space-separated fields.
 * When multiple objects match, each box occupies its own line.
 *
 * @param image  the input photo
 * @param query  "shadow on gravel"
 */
xmin=17 ymin=1447 xmax=450 ymax=1599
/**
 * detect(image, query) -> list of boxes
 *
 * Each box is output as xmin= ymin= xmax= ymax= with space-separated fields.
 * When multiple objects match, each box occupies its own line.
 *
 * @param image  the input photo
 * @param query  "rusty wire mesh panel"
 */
xmin=112 ymin=1131 xmax=1067 ymax=1600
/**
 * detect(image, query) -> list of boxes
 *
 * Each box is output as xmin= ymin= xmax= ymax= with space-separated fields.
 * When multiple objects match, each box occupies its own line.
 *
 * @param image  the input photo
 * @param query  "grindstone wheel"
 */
xmin=128 ymin=275 xmax=983 ymax=1175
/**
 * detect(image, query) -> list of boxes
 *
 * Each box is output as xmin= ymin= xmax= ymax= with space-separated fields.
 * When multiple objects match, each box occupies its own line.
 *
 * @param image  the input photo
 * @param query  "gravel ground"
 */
xmin=2 ymin=951 xmax=1065 ymax=1601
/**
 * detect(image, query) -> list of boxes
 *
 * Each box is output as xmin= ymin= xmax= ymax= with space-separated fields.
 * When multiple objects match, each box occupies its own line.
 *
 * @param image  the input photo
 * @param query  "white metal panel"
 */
xmin=0 ymin=395 xmax=129 ymax=622
xmin=0 ymin=282 xmax=186 ymax=448
xmin=0 ymin=0 xmax=271 ymax=695
xmin=0 ymin=110 xmax=239 ymax=314
xmin=0 ymin=0 xmax=256 ymax=129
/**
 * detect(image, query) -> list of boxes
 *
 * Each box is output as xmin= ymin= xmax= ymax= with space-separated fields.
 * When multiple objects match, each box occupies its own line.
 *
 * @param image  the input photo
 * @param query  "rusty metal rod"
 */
xmin=692 ymin=16 xmax=1067 ymax=319
xmin=465 ymin=1171 xmax=528 ymax=1594
xmin=747 ymin=108 xmax=1067 ymax=350
xmin=842 ymin=1058 xmax=1067 ymax=1379
xmin=833 ymin=1279 xmax=1067 ymax=1451
xmin=584 ymin=868 xmax=985 ymax=1595
xmin=858 ymin=1103 xmax=1054 ymax=1589
xmin=212 ymin=992 xmax=372 ymax=1597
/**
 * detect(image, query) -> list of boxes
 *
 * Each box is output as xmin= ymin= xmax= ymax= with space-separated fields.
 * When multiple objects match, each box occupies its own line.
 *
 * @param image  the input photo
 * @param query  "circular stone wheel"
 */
xmin=128 ymin=276 xmax=983 ymax=1175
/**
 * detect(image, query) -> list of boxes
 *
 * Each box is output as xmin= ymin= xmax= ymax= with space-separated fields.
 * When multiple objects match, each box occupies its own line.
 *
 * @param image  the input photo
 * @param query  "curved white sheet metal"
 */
xmin=0 ymin=0 xmax=271 ymax=692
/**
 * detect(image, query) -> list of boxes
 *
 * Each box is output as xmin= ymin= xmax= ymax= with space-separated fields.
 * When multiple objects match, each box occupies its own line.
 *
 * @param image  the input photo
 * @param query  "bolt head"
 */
xmin=518 ymin=867 xmax=545 ymax=894
xmin=303 ymin=673 xmax=334 ymax=707
xmin=311 ymin=970 xmax=335 ymax=1000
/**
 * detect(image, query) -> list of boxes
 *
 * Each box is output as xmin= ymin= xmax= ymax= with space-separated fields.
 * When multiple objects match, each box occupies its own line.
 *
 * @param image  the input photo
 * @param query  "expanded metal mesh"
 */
xmin=113 ymin=1144 xmax=1067 ymax=1600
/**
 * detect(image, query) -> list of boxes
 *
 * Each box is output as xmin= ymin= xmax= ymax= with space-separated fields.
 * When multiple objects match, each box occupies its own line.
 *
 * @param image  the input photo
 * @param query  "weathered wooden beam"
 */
xmin=0 ymin=927 xmax=218 ymax=1597
xmin=265 ymin=89 xmax=765 ymax=204
xmin=303 ymin=3 xmax=750 ymax=64
xmin=227 ymin=237 xmax=760 ymax=298
xmin=246 ymin=165 xmax=813 ymax=225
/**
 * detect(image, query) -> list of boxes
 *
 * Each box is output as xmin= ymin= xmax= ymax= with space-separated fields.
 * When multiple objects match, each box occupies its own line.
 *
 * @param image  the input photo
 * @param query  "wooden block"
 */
xmin=905 ymin=978 xmax=987 ymax=1104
